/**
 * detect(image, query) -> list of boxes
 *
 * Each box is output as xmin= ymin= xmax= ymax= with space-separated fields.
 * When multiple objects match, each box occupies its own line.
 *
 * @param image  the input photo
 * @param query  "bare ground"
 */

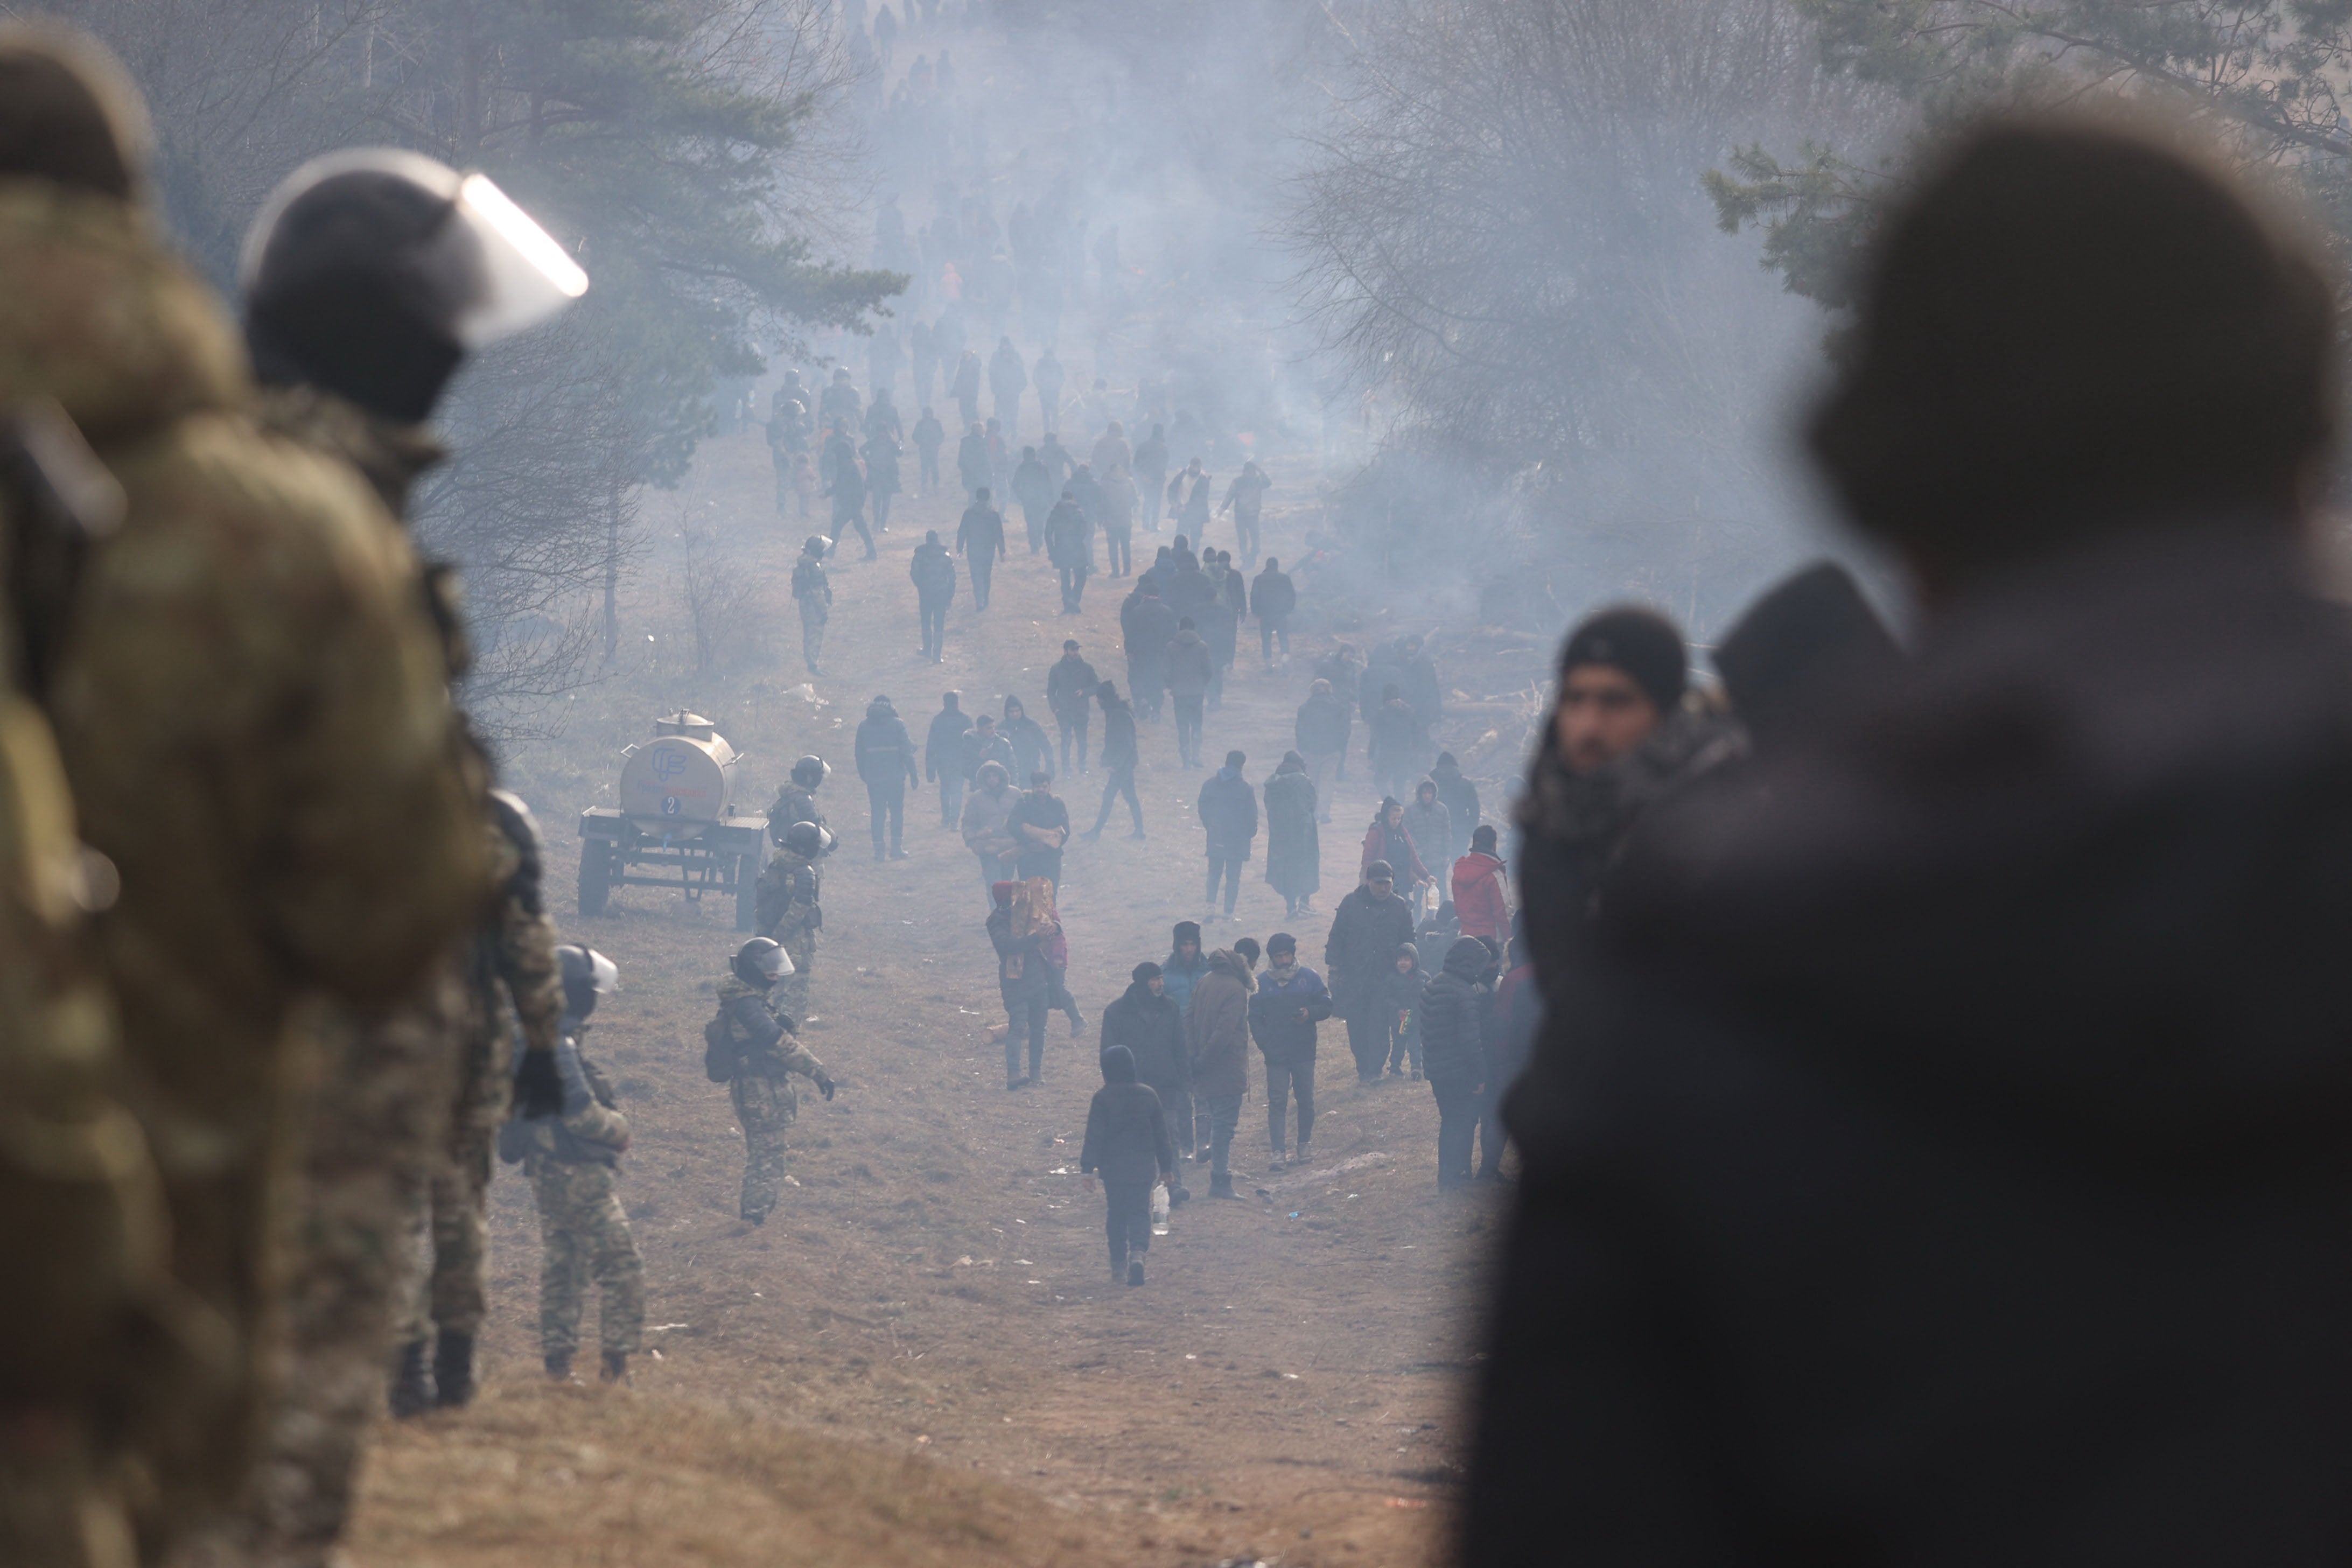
xmin=344 ymin=427 xmax=1523 ymax=1566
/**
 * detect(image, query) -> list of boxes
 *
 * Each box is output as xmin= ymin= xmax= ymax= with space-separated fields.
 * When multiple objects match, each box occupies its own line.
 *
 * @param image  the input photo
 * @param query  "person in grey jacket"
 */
xmin=1402 ymin=779 xmax=1456 ymax=887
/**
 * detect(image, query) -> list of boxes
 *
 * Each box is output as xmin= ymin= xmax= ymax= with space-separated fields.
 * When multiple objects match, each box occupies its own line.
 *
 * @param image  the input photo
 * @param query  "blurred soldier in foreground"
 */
xmin=191 ymin=143 xmax=581 ymax=1568
xmin=706 ymin=938 xmax=835 ymax=1226
xmin=0 ymin=31 xmax=487 ymax=1559
xmin=1474 ymin=117 xmax=2352 ymax=1559
xmin=0 ymin=393 xmax=224 ymax=1564
xmin=757 ymin=819 xmax=826 ymax=1021
xmin=504 ymin=946 xmax=640 ymax=1383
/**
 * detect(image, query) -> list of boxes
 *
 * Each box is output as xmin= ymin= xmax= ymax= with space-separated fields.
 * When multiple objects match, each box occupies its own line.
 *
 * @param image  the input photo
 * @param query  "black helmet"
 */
xmin=782 ymin=821 xmax=825 ymax=857
xmin=555 ymin=943 xmax=618 ymax=1018
xmin=791 ymin=755 xmax=828 ymax=787
xmin=733 ymin=936 xmax=794 ymax=985
xmin=241 ymin=148 xmax=587 ymax=422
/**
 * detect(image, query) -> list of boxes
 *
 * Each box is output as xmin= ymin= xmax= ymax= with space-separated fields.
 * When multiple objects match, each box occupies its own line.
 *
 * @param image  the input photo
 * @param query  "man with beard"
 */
xmin=1324 ymin=862 xmax=1417 ymax=1083
xmin=1474 ymin=120 xmax=2352 ymax=1560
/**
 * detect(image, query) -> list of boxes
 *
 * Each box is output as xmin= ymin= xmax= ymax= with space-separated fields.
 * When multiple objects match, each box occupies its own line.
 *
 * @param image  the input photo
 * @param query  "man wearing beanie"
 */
xmin=1099 ymin=962 xmax=1191 ymax=1204
xmin=1474 ymin=118 xmax=2352 ymax=1560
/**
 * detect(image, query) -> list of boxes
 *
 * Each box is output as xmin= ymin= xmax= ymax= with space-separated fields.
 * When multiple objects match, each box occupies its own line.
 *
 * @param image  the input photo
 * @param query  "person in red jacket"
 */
xmin=1451 ymin=824 xmax=1510 ymax=949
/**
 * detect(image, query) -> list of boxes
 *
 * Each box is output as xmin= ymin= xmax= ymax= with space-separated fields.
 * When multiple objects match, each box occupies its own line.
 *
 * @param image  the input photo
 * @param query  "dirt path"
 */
xmin=347 ymin=428 xmax=1504 ymax=1566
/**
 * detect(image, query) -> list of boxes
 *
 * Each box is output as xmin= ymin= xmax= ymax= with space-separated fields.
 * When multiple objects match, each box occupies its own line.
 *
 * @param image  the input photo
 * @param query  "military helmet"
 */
xmin=555 ymin=942 xmax=618 ymax=1017
xmin=802 ymin=535 xmax=827 ymax=557
xmin=782 ymin=820 xmax=825 ymax=857
xmin=791 ymin=755 xmax=829 ymax=787
xmin=241 ymin=148 xmax=588 ymax=422
xmin=485 ymin=788 xmax=545 ymax=915
xmin=734 ymin=936 xmax=795 ymax=984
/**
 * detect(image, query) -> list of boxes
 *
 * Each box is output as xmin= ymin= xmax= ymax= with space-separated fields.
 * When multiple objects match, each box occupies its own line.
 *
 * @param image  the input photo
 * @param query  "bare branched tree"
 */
xmin=673 ymin=526 xmax=766 ymax=676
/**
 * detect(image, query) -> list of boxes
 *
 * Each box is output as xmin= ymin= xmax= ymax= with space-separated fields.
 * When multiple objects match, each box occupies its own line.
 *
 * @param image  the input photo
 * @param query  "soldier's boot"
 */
xmin=389 ymin=1339 xmax=435 ymax=1418
xmin=434 ymin=1331 xmax=477 ymax=1409
xmin=600 ymin=1351 xmax=630 ymax=1385
xmin=545 ymin=1352 xmax=576 ymax=1382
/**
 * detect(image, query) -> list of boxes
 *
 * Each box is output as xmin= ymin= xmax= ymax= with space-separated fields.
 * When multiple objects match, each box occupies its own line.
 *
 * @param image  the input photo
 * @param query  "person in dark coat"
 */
xmin=1261 ymin=751 xmax=1320 ymax=915
xmin=1164 ymin=618 xmax=1215 ymax=768
xmin=1377 ymin=940 xmax=1427 ymax=1079
xmin=1045 ymin=486 xmax=1094 ymax=612
xmin=1368 ymin=683 xmax=1427 ymax=803
xmin=1473 ymin=119 xmax=2352 ymax=1565
xmin=1012 ymin=445 xmax=1053 ymax=553
xmin=1161 ymin=921 xmax=1209 ymax=1024
xmin=1324 ymin=862 xmax=1417 ymax=1083
xmin=1080 ymin=1045 xmax=1173 ymax=1286
xmin=912 ymin=405 xmax=945 ymax=494
xmin=852 ymin=694 xmax=920 ymax=860
xmin=909 ymin=530 xmax=956 ymax=662
xmin=1196 ymin=564 xmax=1238 ymax=711
xmin=1083 ymin=681 xmax=1144 ymax=840
xmin=925 ymin=691 xmax=971 ymax=828
xmin=955 ymin=487 xmax=1006 ymax=609
xmin=862 ymin=428 xmax=902 ymax=530
xmin=825 ymin=423 xmax=874 ymax=559
xmin=1045 ymin=640 xmax=1099 ymax=775
xmin=1247 ymin=933 xmax=1330 ymax=1170
xmin=1006 ymin=769 xmax=1070 ymax=891
xmin=1429 ymin=751 xmax=1480 ymax=862
xmin=956 ymin=419 xmax=988 ymax=498
xmin=1121 ymin=581 xmax=1177 ymax=721
xmin=1418 ymin=936 xmax=1494 ymax=1187
xmin=951 ymin=349 xmax=981 ymax=429
xmin=1250 ymin=557 xmax=1297 ymax=668
xmin=1099 ymin=965 xmax=1189 ymax=1202
xmin=1397 ymin=633 xmax=1442 ymax=730
xmin=1196 ymin=749 xmax=1258 ymax=921
xmin=999 ymin=696 xmax=1054 ymax=785
xmin=986 ymin=880 xmax=1047 ymax=1090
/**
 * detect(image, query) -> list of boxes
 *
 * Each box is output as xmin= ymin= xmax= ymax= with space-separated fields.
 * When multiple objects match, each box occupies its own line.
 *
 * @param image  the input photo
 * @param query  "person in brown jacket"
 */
xmin=1184 ymin=937 xmax=1259 ymax=1198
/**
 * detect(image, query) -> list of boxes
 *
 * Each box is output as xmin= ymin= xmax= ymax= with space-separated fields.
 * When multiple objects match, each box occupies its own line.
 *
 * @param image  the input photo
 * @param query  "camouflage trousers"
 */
xmin=730 ymin=1071 xmax=797 ymax=1223
xmin=169 ymin=986 xmax=458 ymax=1568
xmin=775 ymin=931 xmax=815 ymax=1024
xmin=527 ymin=1154 xmax=642 ymax=1361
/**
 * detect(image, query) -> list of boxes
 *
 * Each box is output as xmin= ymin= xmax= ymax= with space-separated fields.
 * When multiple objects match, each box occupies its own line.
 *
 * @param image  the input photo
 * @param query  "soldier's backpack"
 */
xmin=703 ymin=1011 xmax=739 ymax=1082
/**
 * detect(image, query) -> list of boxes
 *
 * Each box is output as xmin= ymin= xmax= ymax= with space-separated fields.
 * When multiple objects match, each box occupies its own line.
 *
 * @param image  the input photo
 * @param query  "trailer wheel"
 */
xmin=734 ymin=852 xmax=759 ymax=932
xmin=579 ymin=842 xmax=614 ymax=916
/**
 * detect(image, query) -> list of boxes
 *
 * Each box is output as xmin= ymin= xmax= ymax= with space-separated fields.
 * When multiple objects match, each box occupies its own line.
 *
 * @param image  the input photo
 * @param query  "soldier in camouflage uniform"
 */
xmin=509 ymin=945 xmax=642 ymax=1381
xmin=1 ymin=39 xmax=489 ymax=1562
xmin=756 ymin=820 xmax=825 ymax=1022
xmin=710 ymin=938 xmax=835 ymax=1225
xmin=192 ymin=149 xmax=578 ymax=1568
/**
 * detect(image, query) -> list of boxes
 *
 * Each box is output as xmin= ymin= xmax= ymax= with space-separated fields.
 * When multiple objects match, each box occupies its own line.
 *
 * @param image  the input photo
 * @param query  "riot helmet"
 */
xmin=733 ymin=936 xmax=794 ymax=986
xmin=241 ymin=148 xmax=588 ymax=423
xmin=791 ymin=755 xmax=829 ymax=788
xmin=485 ymin=788 xmax=545 ymax=915
xmin=782 ymin=820 xmax=826 ymax=857
xmin=555 ymin=943 xmax=619 ymax=1019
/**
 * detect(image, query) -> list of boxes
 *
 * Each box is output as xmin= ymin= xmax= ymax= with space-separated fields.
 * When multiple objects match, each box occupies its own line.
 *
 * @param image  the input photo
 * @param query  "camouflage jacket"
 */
xmin=3 ymin=181 xmax=489 ymax=1171
xmin=767 ymin=782 xmax=825 ymax=840
xmin=755 ymin=848 xmax=821 ymax=941
xmin=713 ymin=970 xmax=825 ymax=1102
xmin=456 ymin=816 xmax=564 ymax=1133
xmin=521 ymin=1034 xmax=628 ymax=1167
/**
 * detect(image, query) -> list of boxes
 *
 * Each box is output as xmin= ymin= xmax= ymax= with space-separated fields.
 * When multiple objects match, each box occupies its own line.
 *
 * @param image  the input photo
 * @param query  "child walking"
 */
xmin=1380 ymin=941 xmax=1427 ymax=1080
xmin=1080 ymin=1045 xmax=1175 ymax=1286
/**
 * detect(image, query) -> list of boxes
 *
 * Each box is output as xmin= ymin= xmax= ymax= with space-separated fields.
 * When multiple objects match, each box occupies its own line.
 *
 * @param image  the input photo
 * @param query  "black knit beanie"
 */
xmin=1559 ymin=606 xmax=1686 ymax=713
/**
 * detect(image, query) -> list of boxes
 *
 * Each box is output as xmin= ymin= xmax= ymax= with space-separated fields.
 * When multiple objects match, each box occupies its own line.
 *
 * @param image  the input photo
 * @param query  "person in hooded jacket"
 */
xmin=1326 ymin=863 xmax=1417 ymax=1082
xmin=1419 ymin=937 xmax=1495 ymax=1186
xmin=960 ymin=758 xmax=1018 ymax=907
xmin=854 ymin=694 xmax=921 ymax=860
xmin=1185 ymin=942 xmax=1258 ymax=1199
xmin=926 ymin=691 xmax=971 ymax=827
xmin=1080 ymin=1045 xmax=1174 ymax=1287
xmin=1402 ymin=779 xmax=1454 ymax=885
xmin=1084 ymin=680 xmax=1145 ymax=840
xmin=1429 ymin=752 xmax=1480 ymax=862
xmin=909 ymin=530 xmax=956 ymax=661
xmin=709 ymin=938 xmax=834 ymax=1226
xmin=1248 ymin=934 xmax=1330 ymax=1171
xmin=1000 ymin=696 xmax=1054 ymax=786
xmin=1473 ymin=120 xmax=2352 ymax=1565
xmin=1296 ymin=679 xmax=1352 ymax=820
xmin=987 ymin=880 xmax=1050 ymax=1088
xmin=1196 ymin=749 xmax=1258 ymax=921
xmin=1101 ymin=962 xmax=1190 ymax=1202
xmin=1262 ymin=751 xmax=1320 ymax=915
xmin=1451 ymin=824 xmax=1510 ymax=951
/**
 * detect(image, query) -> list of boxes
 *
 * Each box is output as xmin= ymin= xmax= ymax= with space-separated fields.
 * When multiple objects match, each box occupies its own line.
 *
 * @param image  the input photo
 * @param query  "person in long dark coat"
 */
xmin=1262 ymin=751 xmax=1321 ymax=917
